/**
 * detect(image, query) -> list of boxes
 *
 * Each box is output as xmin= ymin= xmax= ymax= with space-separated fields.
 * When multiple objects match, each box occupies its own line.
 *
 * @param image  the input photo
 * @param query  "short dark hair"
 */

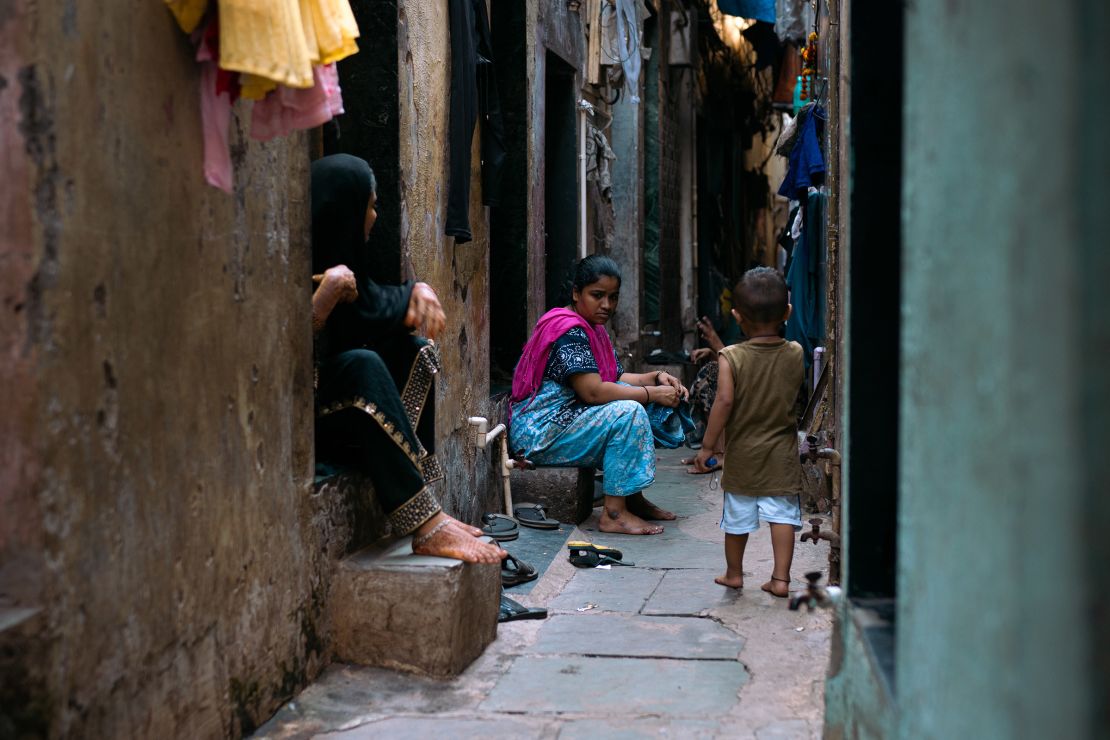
xmin=573 ymin=255 xmax=622 ymax=292
xmin=734 ymin=267 xmax=788 ymax=324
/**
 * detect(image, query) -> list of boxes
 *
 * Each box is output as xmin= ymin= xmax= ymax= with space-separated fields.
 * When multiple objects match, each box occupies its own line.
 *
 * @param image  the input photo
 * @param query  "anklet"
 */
xmin=412 ymin=519 xmax=450 ymax=548
xmin=771 ymin=575 xmax=791 ymax=583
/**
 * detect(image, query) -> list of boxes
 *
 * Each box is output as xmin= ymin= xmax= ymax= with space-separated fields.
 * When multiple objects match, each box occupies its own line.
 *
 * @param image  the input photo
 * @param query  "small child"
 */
xmin=694 ymin=267 xmax=804 ymax=597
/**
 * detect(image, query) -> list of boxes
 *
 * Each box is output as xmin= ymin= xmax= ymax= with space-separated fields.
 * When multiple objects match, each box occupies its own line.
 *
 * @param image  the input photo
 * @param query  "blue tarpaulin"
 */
xmin=717 ymin=0 xmax=775 ymax=24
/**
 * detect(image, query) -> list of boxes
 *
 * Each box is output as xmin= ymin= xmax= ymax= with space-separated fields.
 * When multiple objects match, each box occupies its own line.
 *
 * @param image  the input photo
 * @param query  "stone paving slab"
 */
xmin=480 ymin=656 xmax=748 ymax=715
xmin=319 ymin=716 xmax=559 ymax=739
xmin=558 ymin=718 xmax=723 ymax=739
xmin=642 ymin=568 xmax=743 ymax=615
xmin=572 ymin=523 xmax=723 ymax=569
xmin=531 ymin=614 xmax=743 ymax=660
xmin=548 ymin=567 xmax=663 ymax=613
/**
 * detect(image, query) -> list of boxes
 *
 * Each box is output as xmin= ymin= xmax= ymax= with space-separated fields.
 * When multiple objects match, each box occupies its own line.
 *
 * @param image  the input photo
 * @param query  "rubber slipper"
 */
xmin=568 ymin=551 xmax=634 ymax=568
xmin=481 ymin=513 xmax=519 ymax=541
xmin=501 ymin=552 xmax=538 ymax=587
xmin=512 ymin=503 xmax=559 ymax=530
xmin=567 ymin=540 xmax=623 ymax=560
xmin=498 ymin=594 xmax=548 ymax=622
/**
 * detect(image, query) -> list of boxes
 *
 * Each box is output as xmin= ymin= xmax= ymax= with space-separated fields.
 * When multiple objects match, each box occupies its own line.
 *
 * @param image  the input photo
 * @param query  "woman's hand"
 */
xmin=405 ymin=282 xmax=446 ymax=340
xmin=647 ymin=385 xmax=682 ymax=408
xmin=654 ymin=371 xmax=689 ymax=401
xmin=690 ymin=347 xmax=715 ymax=365
xmin=322 ymin=265 xmax=358 ymax=303
xmin=696 ymin=316 xmax=725 ymax=352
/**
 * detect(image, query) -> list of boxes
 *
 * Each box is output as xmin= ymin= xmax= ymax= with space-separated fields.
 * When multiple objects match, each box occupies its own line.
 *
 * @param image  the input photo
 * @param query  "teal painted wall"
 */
xmin=828 ymin=0 xmax=1110 ymax=736
xmin=898 ymin=0 xmax=1107 ymax=736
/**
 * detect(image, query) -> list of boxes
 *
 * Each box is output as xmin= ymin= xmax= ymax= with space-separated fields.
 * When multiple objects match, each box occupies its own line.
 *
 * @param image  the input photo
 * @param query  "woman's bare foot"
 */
xmin=412 ymin=515 xmax=506 ymax=564
xmin=442 ymin=514 xmax=483 ymax=537
xmin=715 ymin=572 xmax=744 ymax=589
xmin=598 ymin=507 xmax=664 ymax=535
xmin=761 ymin=576 xmax=791 ymax=598
xmin=628 ymin=493 xmax=677 ymax=521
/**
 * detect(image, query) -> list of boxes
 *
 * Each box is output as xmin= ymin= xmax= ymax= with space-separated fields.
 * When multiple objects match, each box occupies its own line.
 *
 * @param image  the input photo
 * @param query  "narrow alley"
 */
xmin=2 ymin=0 xmax=1108 ymax=738
xmin=256 ymin=449 xmax=832 ymax=739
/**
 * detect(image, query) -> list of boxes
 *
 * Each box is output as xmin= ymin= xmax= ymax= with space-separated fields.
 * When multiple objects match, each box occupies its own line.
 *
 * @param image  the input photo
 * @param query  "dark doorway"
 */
xmin=489 ymin=0 xmax=528 ymax=390
xmin=544 ymin=53 xmax=578 ymax=308
xmin=324 ymin=0 xmax=402 ymax=284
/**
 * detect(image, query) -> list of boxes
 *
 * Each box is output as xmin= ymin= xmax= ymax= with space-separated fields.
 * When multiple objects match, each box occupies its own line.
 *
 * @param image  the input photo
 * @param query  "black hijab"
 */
xmin=311 ymin=154 xmax=413 ymax=356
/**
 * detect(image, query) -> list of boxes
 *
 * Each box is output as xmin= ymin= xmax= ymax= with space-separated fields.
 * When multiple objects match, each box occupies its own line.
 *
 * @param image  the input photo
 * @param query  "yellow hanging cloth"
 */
xmin=217 ymin=0 xmax=315 ymax=89
xmin=303 ymin=0 xmax=360 ymax=65
xmin=165 ymin=0 xmax=209 ymax=34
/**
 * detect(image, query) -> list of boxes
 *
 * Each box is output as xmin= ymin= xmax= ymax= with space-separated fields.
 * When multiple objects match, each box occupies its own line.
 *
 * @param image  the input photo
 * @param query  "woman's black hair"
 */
xmin=572 ymin=254 xmax=622 ymax=292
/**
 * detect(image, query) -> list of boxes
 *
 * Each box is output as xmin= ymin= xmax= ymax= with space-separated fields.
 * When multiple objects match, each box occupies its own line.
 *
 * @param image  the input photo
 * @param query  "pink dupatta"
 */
xmin=511 ymin=308 xmax=619 ymax=406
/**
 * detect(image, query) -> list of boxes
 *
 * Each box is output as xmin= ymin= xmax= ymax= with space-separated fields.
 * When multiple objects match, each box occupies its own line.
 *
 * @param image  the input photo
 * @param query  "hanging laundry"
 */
xmin=717 ymin=0 xmax=775 ymax=24
xmin=301 ymin=0 xmax=360 ymax=65
xmin=778 ymin=104 xmax=825 ymax=200
xmin=602 ymin=0 xmax=645 ymax=104
xmin=196 ymin=19 xmax=234 ymax=192
xmin=774 ymin=0 xmax=809 ymax=42
xmin=585 ymin=122 xmax=617 ymax=199
xmin=216 ymin=0 xmax=315 ymax=89
xmin=445 ymin=0 xmax=505 ymax=244
xmin=166 ymin=0 xmax=210 ymax=34
xmin=785 ymin=189 xmax=826 ymax=367
xmin=251 ymin=64 xmax=344 ymax=142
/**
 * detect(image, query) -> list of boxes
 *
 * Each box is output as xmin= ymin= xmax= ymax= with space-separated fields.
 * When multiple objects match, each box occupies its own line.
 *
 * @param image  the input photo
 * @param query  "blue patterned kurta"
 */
xmin=509 ymin=328 xmax=656 ymax=496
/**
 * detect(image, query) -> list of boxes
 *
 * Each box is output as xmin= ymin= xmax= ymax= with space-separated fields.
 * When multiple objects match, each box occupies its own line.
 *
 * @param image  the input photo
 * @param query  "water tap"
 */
xmin=800 ymin=518 xmax=841 ymax=548
xmin=788 ymin=571 xmax=842 ymax=612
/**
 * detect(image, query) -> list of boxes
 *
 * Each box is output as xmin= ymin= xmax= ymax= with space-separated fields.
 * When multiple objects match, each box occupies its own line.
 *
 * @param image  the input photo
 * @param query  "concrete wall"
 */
xmin=0 ymin=2 xmax=333 ymax=737
xmin=525 ymin=1 xmax=586 ymax=328
xmin=827 ymin=0 xmax=1110 ymax=736
xmin=896 ymin=0 xmax=1108 ymax=735
xmin=397 ymin=0 xmax=496 ymax=522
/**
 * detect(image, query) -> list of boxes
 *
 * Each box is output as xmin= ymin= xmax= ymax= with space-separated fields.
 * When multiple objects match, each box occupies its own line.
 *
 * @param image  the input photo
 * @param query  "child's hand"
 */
xmin=691 ymin=448 xmax=718 ymax=473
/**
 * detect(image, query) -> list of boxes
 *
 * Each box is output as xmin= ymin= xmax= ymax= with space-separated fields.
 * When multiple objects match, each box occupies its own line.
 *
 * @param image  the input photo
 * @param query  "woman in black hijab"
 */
xmin=311 ymin=154 xmax=503 ymax=564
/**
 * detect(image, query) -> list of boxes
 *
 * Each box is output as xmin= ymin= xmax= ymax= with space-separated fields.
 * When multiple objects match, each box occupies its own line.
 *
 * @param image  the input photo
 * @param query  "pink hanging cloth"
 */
xmin=195 ymin=18 xmax=234 ymax=193
xmin=251 ymin=64 xmax=345 ymax=142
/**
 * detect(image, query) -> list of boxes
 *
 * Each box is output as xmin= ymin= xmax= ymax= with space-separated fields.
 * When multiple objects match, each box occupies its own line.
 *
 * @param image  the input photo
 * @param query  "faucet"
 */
xmin=800 ymin=517 xmax=841 ymax=548
xmin=468 ymin=416 xmax=532 ymax=515
xmin=788 ymin=571 xmax=843 ymax=612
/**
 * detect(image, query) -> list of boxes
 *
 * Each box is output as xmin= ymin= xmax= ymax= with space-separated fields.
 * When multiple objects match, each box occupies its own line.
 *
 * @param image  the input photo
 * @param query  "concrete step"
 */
xmin=328 ymin=537 xmax=500 ymax=678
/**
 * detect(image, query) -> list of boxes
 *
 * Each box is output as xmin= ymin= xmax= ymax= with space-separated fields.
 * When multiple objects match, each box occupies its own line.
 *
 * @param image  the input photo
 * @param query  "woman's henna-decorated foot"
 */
xmin=628 ymin=494 xmax=677 ymax=521
xmin=412 ymin=515 xmax=506 ymax=564
xmin=442 ymin=514 xmax=483 ymax=537
xmin=715 ymin=573 xmax=744 ymax=589
xmin=761 ymin=576 xmax=791 ymax=598
xmin=598 ymin=507 xmax=664 ymax=536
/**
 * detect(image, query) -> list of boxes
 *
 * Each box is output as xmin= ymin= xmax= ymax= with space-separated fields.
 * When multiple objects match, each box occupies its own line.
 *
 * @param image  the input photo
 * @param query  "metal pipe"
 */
xmin=577 ymin=99 xmax=595 ymax=260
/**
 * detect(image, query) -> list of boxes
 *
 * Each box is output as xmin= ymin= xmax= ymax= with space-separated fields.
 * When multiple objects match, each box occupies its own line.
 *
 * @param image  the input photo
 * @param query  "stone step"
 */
xmin=328 ymin=537 xmax=500 ymax=678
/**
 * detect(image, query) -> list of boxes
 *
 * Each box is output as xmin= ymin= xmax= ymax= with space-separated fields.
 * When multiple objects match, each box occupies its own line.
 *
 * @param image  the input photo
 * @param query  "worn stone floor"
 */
xmin=255 ymin=448 xmax=832 ymax=739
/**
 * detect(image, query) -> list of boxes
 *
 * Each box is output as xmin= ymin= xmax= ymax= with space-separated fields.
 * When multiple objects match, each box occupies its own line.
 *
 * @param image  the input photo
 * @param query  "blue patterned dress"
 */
xmin=509 ymin=328 xmax=657 ymax=496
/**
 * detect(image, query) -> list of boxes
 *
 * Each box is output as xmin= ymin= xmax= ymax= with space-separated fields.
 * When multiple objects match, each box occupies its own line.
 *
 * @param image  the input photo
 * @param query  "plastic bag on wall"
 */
xmin=775 ymin=0 xmax=808 ymax=42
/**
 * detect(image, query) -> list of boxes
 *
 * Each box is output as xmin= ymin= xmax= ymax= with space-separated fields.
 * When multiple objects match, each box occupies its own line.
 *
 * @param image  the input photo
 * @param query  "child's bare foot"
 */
xmin=598 ymin=507 xmax=664 ymax=535
xmin=412 ymin=515 xmax=506 ymax=564
xmin=628 ymin=494 xmax=677 ymax=521
xmin=761 ymin=576 xmax=791 ymax=598
xmin=715 ymin=573 xmax=744 ymax=589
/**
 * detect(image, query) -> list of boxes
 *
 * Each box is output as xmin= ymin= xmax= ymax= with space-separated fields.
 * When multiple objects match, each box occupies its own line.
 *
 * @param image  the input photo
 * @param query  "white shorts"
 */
xmin=720 ymin=491 xmax=803 ymax=536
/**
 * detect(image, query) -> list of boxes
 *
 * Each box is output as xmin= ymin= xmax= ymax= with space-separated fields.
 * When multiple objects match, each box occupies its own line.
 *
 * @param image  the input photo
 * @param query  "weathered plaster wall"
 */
xmin=609 ymin=95 xmax=644 ymax=356
xmin=1 ymin=2 xmax=336 ymax=736
xmin=896 ymin=0 xmax=1107 ymax=735
xmin=397 ymin=0 xmax=496 ymax=522
xmin=526 ymin=1 xmax=586 ymax=326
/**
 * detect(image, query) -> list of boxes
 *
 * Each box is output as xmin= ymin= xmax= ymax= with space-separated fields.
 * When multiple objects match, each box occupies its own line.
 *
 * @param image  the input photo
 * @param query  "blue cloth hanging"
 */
xmin=717 ymin=0 xmax=776 ymax=24
xmin=785 ymin=190 xmax=827 ymax=367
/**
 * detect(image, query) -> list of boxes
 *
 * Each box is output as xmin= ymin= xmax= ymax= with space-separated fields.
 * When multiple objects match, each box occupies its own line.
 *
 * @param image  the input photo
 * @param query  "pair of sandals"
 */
xmin=493 ymin=538 xmax=548 ymax=623
xmin=480 ymin=503 xmax=560 ymax=542
xmin=567 ymin=540 xmax=634 ymax=568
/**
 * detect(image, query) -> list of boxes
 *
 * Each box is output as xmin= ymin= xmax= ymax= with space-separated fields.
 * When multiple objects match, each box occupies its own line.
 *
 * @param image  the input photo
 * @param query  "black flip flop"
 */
xmin=501 ymin=552 xmax=538 ymax=587
xmin=568 ymin=552 xmax=634 ymax=568
xmin=481 ymin=513 xmax=519 ymax=541
xmin=498 ymin=594 xmax=548 ymax=622
xmin=513 ymin=503 xmax=560 ymax=530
